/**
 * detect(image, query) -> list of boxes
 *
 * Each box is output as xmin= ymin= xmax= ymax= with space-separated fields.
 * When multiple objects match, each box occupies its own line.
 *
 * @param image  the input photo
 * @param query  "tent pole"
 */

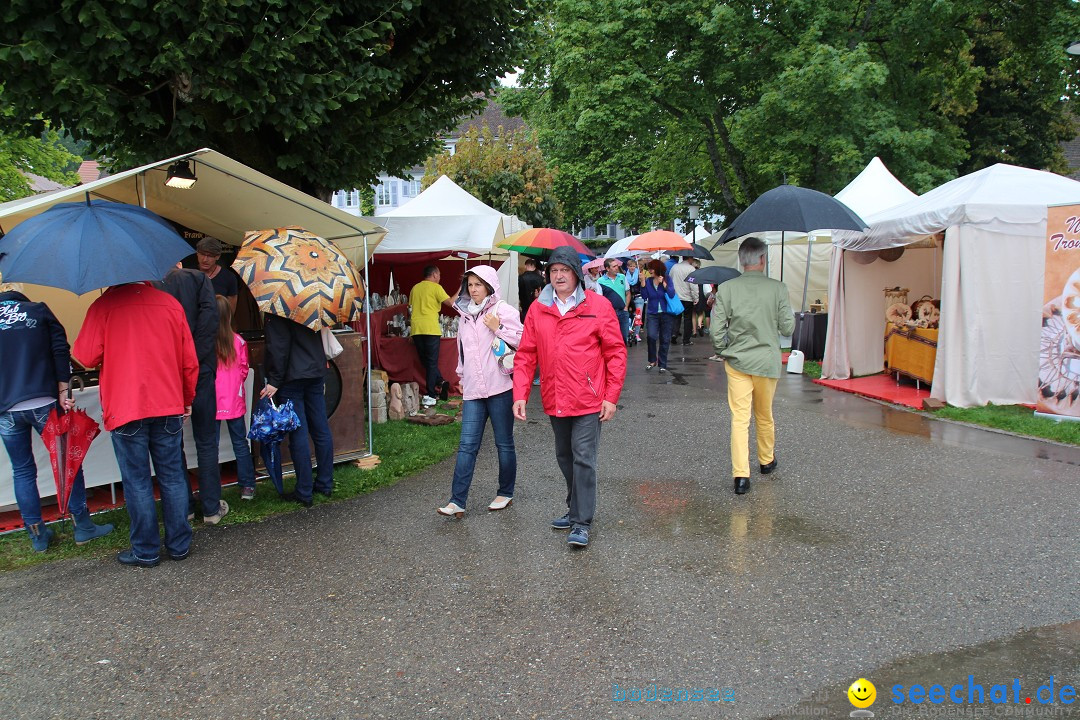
xmin=800 ymin=235 xmax=814 ymax=312
xmin=364 ymin=233 xmax=374 ymax=456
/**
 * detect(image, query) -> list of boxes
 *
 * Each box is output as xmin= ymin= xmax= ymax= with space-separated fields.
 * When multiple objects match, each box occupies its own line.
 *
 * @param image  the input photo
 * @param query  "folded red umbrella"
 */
xmin=40 ymin=405 xmax=100 ymax=516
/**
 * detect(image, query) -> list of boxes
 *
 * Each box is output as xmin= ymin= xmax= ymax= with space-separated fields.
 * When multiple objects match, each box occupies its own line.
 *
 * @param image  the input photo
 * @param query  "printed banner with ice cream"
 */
xmin=1038 ymin=204 xmax=1080 ymax=420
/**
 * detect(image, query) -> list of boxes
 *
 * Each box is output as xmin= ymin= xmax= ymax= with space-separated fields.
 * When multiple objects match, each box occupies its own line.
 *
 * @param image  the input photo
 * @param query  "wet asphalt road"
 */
xmin=1 ymin=341 xmax=1077 ymax=719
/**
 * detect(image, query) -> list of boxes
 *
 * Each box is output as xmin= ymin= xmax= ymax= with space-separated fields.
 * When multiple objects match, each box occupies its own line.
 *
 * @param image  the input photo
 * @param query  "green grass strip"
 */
xmin=0 ymin=416 xmax=462 ymax=573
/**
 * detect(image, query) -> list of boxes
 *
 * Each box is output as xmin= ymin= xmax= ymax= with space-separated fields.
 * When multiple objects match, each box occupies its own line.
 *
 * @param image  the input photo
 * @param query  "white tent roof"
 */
xmin=0 ymin=148 xmax=386 ymax=266
xmin=834 ymin=163 xmax=1080 ymax=251
xmin=684 ymin=226 xmax=712 ymax=244
xmin=834 ymin=156 xmax=918 ymax=219
xmin=373 ymin=175 xmax=508 ymax=255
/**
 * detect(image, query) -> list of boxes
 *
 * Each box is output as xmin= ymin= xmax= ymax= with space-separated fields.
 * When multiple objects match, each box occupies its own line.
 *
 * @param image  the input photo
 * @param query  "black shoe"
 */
xmin=281 ymin=491 xmax=313 ymax=508
xmin=315 ymin=489 xmax=333 ymax=499
xmin=439 ymin=380 xmax=450 ymax=401
xmin=169 ymin=548 xmax=190 ymax=562
xmin=117 ymin=549 xmax=160 ymax=568
xmin=760 ymin=459 xmax=778 ymax=475
xmin=682 ymin=340 xmax=694 ymax=346
xmin=734 ymin=477 xmax=750 ymax=495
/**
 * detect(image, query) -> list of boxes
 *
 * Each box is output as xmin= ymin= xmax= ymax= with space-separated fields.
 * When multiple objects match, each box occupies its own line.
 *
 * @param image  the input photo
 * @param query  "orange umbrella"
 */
xmin=233 ymin=227 xmax=366 ymax=331
xmin=626 ymin=230 xmax=694 ymax=254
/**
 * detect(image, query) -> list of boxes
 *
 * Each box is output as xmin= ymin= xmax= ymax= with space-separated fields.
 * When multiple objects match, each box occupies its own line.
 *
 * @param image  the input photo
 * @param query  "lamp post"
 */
xmin=687 ymin=202 xmax=700 ymax=247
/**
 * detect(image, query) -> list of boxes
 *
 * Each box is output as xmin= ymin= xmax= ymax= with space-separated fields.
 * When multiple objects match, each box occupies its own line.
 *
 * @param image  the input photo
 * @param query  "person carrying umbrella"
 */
xmin=711 ymin=237 xmax=795 ymax=495
xmin=0 ymin=283 xmax=114 ymax=552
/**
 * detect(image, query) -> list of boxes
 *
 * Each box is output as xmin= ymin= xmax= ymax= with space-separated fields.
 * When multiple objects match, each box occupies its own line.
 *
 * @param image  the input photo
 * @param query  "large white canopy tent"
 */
xmin=0 ymin=148 xmax=386 ymax=334
xmin=823 ymin=163 xmax=1080 ymax=407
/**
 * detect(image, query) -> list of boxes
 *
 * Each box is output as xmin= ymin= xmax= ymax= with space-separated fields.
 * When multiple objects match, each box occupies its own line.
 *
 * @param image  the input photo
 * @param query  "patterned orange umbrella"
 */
xmin=233 ymin=227 xmax=365 ymax=331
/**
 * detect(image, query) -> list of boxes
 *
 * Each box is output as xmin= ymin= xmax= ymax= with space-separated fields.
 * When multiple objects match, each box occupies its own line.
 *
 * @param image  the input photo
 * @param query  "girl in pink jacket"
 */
xmin=214 ymin=296 xmax=256 ymax=500
xmin=437 ymin=265 xmax=523 ymax=518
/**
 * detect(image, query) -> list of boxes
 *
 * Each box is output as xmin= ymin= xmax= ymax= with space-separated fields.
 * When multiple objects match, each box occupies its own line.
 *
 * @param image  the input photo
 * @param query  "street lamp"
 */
xmin=687 ymin=202 xmax=700 ymax=245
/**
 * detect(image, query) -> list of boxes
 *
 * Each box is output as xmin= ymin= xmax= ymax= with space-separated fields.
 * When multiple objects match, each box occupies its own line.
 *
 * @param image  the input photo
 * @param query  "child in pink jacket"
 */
xmin=214 ymin=297 xmax=256 ymax=499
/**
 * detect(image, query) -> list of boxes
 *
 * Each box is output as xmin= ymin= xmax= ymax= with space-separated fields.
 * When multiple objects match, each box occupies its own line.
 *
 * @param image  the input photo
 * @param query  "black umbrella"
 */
xmin=682 ymin=242 xmax=714 ymax=261
xmin=685 ymin=266 xmax=741 ymax=286
xmin=710 ymin=184 xmax=867 ymax=249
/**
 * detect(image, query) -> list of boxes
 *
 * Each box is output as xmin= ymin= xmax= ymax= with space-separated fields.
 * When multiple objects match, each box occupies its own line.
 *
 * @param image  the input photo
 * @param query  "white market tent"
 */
xmin=371 ymin=175 xmax=510 ymax=256
xmin=823 ymin=163 xmax=1080 ymax=407
xmin=702 ymin=157 xmax=918 ymax=312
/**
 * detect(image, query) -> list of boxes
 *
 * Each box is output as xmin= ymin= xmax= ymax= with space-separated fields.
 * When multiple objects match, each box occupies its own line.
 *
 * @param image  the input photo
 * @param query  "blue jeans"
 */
xmin=615 ymin=309 xmax=630 ymax=344
xmin=190 ymin=366 xmax=221 ymax=516
xmin=111 ymin=415 xmax=192 ymax=562
xmin=0 ymin=401 xmax=91 ymax=528
xmin=449 ymin=389 xmax=516 ymax=507
xmin=223 ymin=417 xmax=255 ymax=489
xmin=647 ymin=312 xmax=675 ymax=368
xmin=277 ymin=376 xmax=334 ymax=501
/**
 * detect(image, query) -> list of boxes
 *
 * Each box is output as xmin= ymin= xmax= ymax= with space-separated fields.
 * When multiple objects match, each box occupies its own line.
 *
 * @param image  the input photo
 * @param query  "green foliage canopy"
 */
xmin=0 ymin=91 xmax=80 ymax=202
xmin=424 ymin=124 xmax=562 ymax=228
xmin=509 ymin=0 xmax=1079 ymax=229
xmin=0 ymin=0 xmax=537 ymax=198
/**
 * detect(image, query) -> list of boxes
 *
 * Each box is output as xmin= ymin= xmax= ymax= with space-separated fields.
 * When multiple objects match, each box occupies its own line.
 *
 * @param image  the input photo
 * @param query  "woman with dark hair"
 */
xmin=214 ymin=296 xmax=256 ymax=501
xmin=640 ymin=260 xmax=678 ymax=372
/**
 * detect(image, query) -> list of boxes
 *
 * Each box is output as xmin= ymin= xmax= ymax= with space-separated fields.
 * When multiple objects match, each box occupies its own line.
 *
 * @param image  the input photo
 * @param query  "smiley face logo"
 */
xmin=848 ymin=678 xmax=876 ymax=708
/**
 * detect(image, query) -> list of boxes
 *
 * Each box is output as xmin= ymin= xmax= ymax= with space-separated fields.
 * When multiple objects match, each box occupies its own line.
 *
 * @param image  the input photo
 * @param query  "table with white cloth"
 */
xmin=0 ymin=375 xmax=255 ymax=511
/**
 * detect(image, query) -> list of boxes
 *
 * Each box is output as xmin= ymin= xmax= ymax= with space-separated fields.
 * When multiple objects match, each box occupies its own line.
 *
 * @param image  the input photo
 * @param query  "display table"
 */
xmin=0 ymin=377 xmax=255 ymax=510
xmin=352 ymin=304 xmax=460 ymax=392
xmin=885 ymin=325 xmax=938 ymax=387
xmin=792 ymin=312 xmax=828 ymax=361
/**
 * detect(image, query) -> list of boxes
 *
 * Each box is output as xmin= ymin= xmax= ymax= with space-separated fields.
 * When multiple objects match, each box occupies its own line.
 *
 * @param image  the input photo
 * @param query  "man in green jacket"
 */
xmin=711 ymin=237 xmax=795 ymax=495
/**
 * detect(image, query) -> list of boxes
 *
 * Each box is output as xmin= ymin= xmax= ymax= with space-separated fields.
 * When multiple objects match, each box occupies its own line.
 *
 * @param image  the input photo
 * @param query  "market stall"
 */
xmin=824 ymin=163 xmax=1080 ymax=407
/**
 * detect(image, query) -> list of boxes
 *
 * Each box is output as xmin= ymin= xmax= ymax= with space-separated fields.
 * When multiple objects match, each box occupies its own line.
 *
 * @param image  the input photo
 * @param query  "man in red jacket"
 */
xmin=73 ymin=282 xmax=199 ymax=568
xmin=512 ymin=245 xmax=627 ymax=548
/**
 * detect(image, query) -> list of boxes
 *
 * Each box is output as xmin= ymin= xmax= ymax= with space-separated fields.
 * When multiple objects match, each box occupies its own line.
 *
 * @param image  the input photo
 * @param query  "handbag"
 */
xmin=321 ymin=327 xmax=344 ymax=359
xmin=664 ymin=293 xmax=685 ymax=315
xmin=490 ymin=300 xmax=516 ymax=375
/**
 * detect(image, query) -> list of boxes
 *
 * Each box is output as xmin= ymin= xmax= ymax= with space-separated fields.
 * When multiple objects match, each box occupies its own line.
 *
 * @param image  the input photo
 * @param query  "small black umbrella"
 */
xmin=711 ymin=184 xmax=867 ymax=248
xmin=685 ymin=266 xmax=741 ymax=286
xmin=681 ymin=243 xmax=714 ymax=261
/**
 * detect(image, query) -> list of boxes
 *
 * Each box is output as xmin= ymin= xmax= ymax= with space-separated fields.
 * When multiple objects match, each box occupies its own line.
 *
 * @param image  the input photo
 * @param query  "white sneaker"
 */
xmin=422 ymin=395 xmax=437 ymax=406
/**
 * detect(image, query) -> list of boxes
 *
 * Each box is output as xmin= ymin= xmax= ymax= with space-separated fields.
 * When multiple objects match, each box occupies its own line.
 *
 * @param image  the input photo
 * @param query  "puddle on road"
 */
xmin=771 ymin=620 xmax=1080 ymax=718
xmin=632 ymin=479 xmax=848 ymax=546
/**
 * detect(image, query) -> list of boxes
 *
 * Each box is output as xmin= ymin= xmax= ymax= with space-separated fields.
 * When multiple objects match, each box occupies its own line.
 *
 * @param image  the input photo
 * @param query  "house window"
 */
xmin=407 ymin=178 xmax=422 ymax=196
xmin=376 ymin=183 xmax=392 ymax=205
xmin=346 ymin=190 xmax=359 ymax=208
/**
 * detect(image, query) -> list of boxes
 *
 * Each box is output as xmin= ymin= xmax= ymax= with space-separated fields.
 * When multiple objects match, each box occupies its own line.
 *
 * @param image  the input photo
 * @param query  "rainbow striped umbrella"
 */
xmin=498 ymin=228 xmax=594 ymax=260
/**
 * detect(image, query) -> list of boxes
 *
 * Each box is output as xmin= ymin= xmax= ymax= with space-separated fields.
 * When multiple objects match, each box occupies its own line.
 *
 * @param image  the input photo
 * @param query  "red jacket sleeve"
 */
xmin=71 ymin=300 xmax=105 ymax=370
xmin=512 ymin=304 xmax=538 ymax=403
xmin=594 ymin=297 xmax=627 ymax=404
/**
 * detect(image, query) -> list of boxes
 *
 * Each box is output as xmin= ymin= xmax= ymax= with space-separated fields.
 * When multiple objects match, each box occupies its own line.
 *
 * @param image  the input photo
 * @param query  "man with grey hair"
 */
xmin=711 ymin=236 xmax=794 ymax=495
xmin=669 ymin=255 xmax=700 ymax=345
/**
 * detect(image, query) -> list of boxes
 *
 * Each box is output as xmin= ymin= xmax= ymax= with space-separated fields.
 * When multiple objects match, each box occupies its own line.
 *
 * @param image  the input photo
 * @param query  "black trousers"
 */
xmin=413 ymin=334 xmax=443 ymax=397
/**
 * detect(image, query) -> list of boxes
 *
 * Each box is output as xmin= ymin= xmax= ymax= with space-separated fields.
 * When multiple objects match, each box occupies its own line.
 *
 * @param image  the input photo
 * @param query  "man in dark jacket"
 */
xmin=0 ymin=284 xmax=114 ymax=551
xmin=517 ymin=257 xmax=544 ymax=323
xmin=156 ymin=266 xmax=227 ymax=524
xmin=511 ymin=246 xmax=627 ymax=548
xmin=260 ymin=314 xmax=333 ymax=507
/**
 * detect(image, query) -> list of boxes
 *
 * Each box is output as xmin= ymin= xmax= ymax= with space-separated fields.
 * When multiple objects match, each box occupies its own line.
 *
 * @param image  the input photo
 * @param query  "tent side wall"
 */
xmin=932 ymin=225 xmax=1044 ymax=407
xmin=712 ymin=238 xmax=832 ymax=312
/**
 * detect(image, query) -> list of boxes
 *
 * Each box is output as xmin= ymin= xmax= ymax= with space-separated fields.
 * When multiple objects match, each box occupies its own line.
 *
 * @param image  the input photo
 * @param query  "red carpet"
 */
xmin=813 ymin=373 xmax=931 ymax=410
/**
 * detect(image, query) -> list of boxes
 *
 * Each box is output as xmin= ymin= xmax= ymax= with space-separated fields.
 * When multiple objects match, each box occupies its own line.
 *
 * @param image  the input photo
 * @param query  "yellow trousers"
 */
xmin=725 ymin=364 xmax=778 ymax=478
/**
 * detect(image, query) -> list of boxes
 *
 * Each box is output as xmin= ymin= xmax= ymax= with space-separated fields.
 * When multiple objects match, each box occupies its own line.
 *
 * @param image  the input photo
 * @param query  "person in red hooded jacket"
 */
xmin=512 ymin=245 xmax=627 ymax=548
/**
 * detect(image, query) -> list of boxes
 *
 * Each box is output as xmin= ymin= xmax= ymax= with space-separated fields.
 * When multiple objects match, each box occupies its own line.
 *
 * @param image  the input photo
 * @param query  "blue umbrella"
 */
xmin=0 ymin=199 xmax=194 ymax=294
xmin=247 ymin=397 xmax=301 ymax=494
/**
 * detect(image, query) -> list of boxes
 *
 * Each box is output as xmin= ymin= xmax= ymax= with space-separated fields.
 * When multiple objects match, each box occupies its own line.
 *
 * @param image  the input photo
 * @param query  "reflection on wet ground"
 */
xmin=771 ymin=621 xmax=1080 ymax=718
xmin=661 ymin=347 xmax=1080 ymax=467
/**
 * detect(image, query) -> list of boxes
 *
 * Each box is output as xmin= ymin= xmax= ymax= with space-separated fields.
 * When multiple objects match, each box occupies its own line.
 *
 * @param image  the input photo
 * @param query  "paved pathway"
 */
xmin=1 ymin=342 xmax=1077 ymax=719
